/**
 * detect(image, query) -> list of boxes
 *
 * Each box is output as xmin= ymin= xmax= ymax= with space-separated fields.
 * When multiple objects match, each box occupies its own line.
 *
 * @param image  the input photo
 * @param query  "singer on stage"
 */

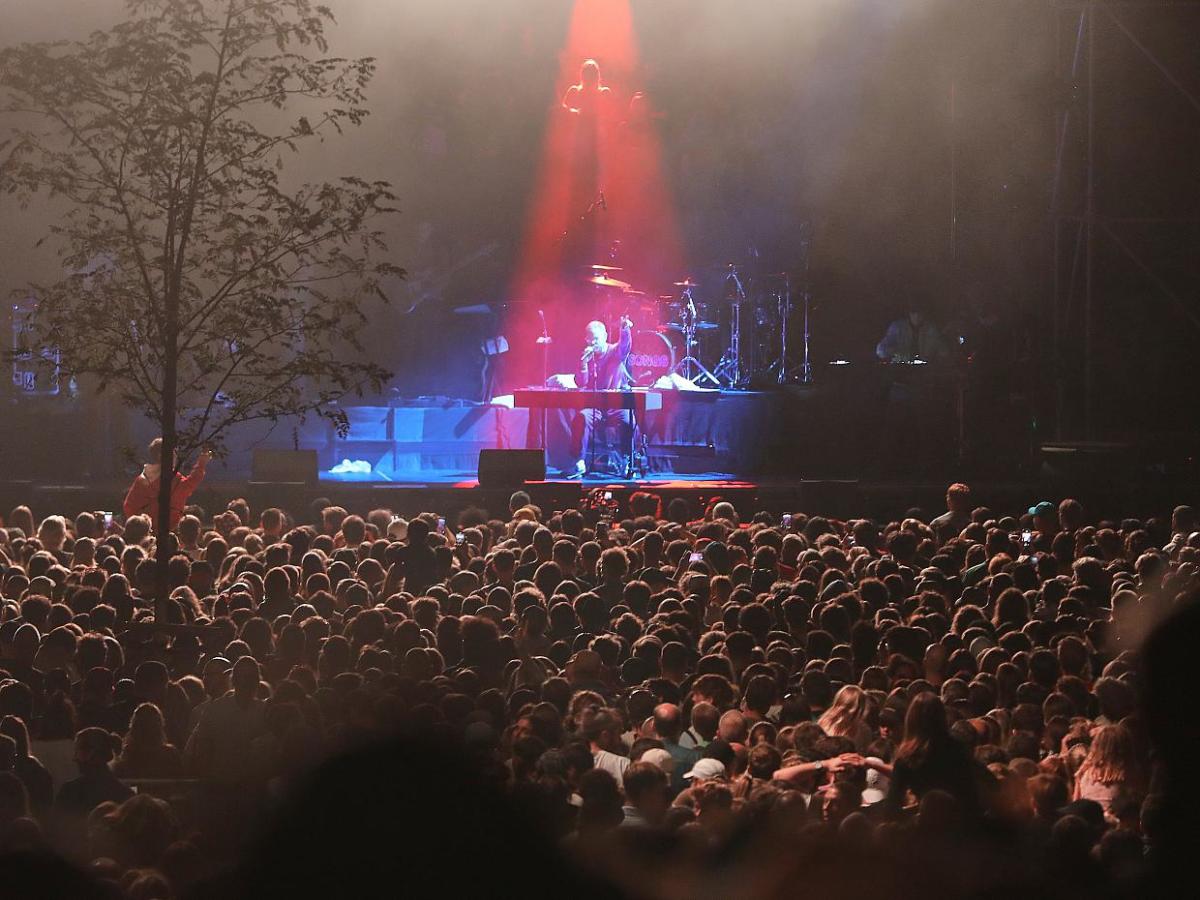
xmin=572 ymin=316 xmax=633 ymax=476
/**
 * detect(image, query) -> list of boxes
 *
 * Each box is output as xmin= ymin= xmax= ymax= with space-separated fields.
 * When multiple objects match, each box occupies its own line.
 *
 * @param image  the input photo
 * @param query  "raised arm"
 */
xmin=178 ymin=450 xmax=212 ymax=501
xmin=618 ymin=317 xmax=633 ymax=359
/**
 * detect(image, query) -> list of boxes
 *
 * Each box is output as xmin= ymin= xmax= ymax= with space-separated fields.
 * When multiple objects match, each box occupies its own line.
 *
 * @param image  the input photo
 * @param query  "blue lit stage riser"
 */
xmin=122 ymin=381 xmax=962 ymax=483
xmin=329 ymin=393 xmax=782 ymax=478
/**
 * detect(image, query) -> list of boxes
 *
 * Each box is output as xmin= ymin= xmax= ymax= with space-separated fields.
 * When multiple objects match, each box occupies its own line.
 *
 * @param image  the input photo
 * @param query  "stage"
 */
xmin=0 ymin=374 xmax=1025 ymax=489
xmin=307 ymin=374 xmax=979 ymax=485
xmin=321 ymin=389 xmax=793 ymax=482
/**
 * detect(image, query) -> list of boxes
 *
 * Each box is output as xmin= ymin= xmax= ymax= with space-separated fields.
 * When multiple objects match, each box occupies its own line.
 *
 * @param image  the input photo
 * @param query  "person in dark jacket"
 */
xmin=53 ymin=728 xmax=132 ymax=818
xmin=886 ymin=692 xmax=981 ymax=818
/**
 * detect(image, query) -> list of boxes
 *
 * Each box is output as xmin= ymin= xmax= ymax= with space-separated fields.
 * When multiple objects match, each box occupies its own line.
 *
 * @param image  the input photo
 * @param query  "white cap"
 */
xmin=639 ymin=748 xmax=675 ymax=775
xmin=683 ymin=757 xmax=726 ymax=781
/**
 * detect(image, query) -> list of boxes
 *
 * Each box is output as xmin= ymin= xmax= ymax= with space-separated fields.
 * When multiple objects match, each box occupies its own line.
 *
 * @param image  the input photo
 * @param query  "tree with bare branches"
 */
xmin=0 ymin=0 xmax=401 ymax=619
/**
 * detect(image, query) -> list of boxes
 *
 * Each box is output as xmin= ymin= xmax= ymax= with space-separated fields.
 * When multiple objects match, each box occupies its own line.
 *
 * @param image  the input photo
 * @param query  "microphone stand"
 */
xmin=799 ymin=227 xmax=813 ymax=384
xmin=585 ymin=348 xmax=599 ymax=476
xmin=774 ymin=226 xmax=813 ymax=385
xmin=729 ymin=266 xmax=747 ymax=388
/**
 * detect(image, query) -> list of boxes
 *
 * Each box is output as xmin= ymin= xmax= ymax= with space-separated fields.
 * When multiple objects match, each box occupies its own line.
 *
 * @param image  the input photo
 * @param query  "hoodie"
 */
xmin=122 ymin=456 xmax=208 ymax=530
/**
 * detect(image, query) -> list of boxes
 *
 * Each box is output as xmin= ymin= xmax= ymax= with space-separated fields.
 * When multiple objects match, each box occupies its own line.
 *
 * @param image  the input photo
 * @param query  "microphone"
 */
xmin=726 ymin=264 xmax=745 ymax=297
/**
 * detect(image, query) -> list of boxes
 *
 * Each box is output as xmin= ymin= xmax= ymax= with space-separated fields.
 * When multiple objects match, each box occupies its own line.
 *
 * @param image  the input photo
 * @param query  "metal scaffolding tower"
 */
xmin=1051 ymin=0 xmax=1200 ymax=439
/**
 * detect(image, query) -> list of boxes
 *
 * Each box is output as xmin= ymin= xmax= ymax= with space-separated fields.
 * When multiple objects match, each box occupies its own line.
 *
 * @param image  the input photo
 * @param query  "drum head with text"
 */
xmin=627 ymin=331 xmax=676 ymax=385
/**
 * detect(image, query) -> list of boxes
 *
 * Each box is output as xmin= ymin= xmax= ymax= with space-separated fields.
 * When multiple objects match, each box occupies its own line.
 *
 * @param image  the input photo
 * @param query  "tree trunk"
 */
xmin=155 ymin=291 xmax=179 ymax=626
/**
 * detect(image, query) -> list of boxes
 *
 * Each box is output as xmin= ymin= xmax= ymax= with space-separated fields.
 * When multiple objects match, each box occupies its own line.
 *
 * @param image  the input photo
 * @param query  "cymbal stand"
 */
xmin=799 ymin=274 xmax=813 ymax=384
xmin=797 ymin=226 xmax=813 ymax=383
xmin=767 ymin=274 xmax=807 ymax=385
xmin=774 ymin=227 xmax=813 ymax=384
xmin=672 ymin=286 xmax=721 ymax=386
xmin=714 ymin=266 xmax=748 ymax=389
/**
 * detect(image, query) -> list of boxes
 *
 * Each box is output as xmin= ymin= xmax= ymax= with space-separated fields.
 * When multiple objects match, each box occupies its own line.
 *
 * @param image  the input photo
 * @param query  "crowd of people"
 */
xmin=0 ymin=463 xmax=1196 ymax=897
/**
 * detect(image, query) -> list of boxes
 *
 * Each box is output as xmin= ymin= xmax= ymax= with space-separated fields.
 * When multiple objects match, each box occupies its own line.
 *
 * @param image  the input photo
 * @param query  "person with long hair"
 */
xmin=112 ymin=704 xmax=183 ymax=779
xmin=886 ymin=692 xmax=980 ymax=818
xmin=31 ymin=691 xmax=79 ymax=792
xmin=100 ymin=793 xmax=179 ymax=869
xmin=7 ymin=505 xmax=35 ymax=541
xmin=0 ymin=716 xmax=52 ymax=818
xmin=818 ymin=685 xmax=875 ymax=751
xmin=0 ymin=771 xmax=30 ymax=834
xmin=1073 ymin=723 xmax=1142 ymax=824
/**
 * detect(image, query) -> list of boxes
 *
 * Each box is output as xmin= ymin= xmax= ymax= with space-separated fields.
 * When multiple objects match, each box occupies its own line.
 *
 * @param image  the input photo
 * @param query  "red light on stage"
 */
xmin=508 ymin=0 xmax=682 ymax=390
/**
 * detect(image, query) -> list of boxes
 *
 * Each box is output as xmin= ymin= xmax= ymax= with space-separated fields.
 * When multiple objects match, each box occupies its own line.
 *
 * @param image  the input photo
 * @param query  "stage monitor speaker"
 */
xmin=252 ymin=449 xmax=318 ymax=485
xmin=478 ymin=449 xmax=545 ymax=487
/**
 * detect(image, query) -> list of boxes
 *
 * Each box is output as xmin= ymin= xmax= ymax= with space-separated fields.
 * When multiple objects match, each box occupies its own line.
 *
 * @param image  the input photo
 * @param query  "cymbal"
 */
xmin=666 ymin=322 xmax=719 ymax=331
xmin=623 ymin=289 xmax=646 ymax=297
xmin=587 ymin=264 xmax=624 ymax=272
xmin=588 ymin=275 xmax=632 ymax=289
xmin=673 ymin=278 xmax=700 ymax=288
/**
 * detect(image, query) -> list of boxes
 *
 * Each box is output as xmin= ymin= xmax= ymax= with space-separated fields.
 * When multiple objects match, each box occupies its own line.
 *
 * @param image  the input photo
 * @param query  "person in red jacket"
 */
xmin=122 ymin=438 xmax=211 ymax=531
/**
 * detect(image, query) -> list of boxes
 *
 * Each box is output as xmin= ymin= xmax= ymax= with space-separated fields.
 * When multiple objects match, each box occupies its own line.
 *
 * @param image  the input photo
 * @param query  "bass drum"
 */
xmin=626 ymin=330 xmax=676 ymax=386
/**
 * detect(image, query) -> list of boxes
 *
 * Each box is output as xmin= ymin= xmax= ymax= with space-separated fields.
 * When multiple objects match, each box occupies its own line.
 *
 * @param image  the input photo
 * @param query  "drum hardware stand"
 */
xmin=770 ymin=226 xmax=814 ymax=385
xmin=777 ymin=278 xmax=794 ymax=384
xmin=798 ymin=275 xmax=813 ymax=384
xmin=796 ymin=225 xmax=814 ymax=384
xmin=765 ymin=273 xmax=811 ymax=385
xmin=671 ymin=285 xmax=721 ymax=387
xmin=714 ymin=265 xmax=749 ymax=389
xmin=624 ymin=420 xmax=650 ymax=479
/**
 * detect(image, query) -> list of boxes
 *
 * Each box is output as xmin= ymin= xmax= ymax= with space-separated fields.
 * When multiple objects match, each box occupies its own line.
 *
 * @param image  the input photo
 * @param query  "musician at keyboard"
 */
xmin=573 ymin=316 xmax=633 ymax=476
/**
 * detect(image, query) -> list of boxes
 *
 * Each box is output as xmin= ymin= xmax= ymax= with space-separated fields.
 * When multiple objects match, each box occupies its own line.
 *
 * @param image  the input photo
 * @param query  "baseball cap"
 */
xmin=1028 ymin=501 xmax=1055 ymax=517
xmin=968 ymin=635 xmax=996 ymax=660
xmin=683 ymin=758 xmax=726 ymax=781
xmin=639 ymin=748 xmax=675 ymax=776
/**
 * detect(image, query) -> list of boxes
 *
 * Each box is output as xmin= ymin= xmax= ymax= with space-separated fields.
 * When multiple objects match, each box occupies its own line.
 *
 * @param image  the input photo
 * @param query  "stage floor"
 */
xmin=320 ymin=467 xmax=750 ymax=488
xmin=313 ymin=390 xmax=796 ymax=481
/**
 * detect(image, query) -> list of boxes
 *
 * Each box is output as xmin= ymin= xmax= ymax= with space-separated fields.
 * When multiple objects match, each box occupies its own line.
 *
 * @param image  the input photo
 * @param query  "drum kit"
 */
xmin=581 ymin=260 xmax=811 ymax=389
